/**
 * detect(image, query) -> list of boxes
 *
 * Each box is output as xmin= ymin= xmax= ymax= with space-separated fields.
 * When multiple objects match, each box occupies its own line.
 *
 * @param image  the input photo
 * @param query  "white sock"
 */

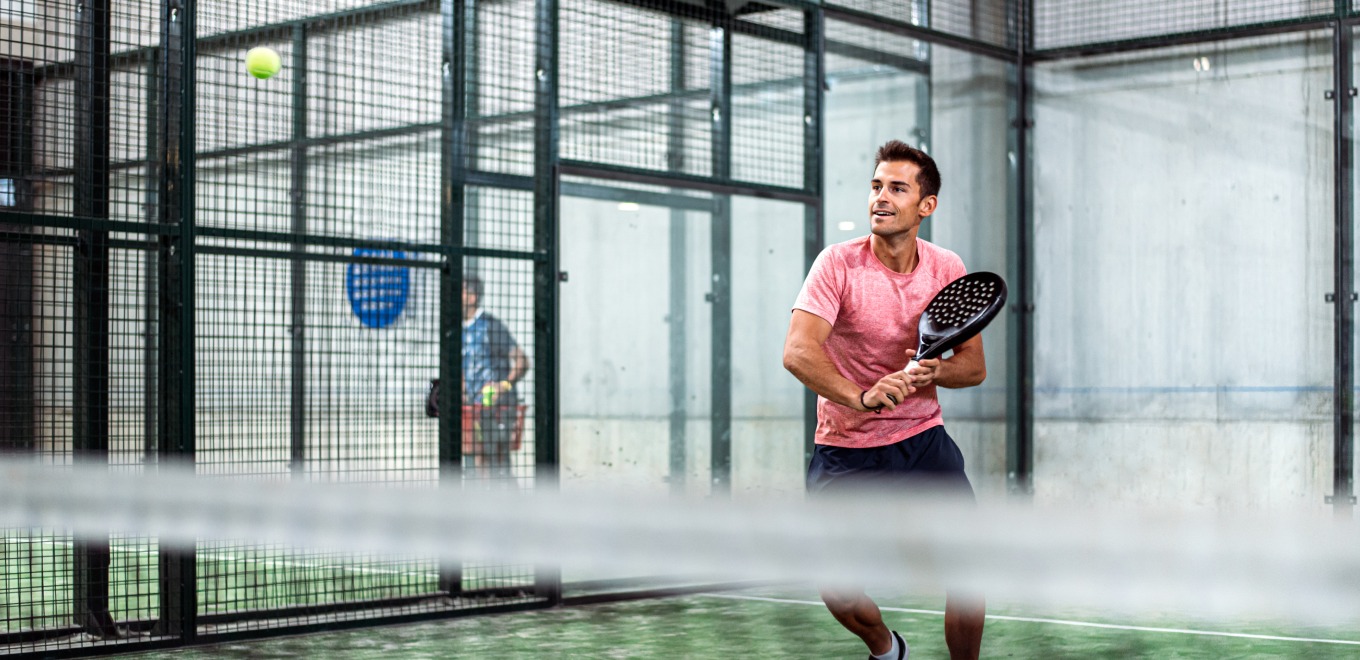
xmin=872 ymin=631 xmax=907 ymax=660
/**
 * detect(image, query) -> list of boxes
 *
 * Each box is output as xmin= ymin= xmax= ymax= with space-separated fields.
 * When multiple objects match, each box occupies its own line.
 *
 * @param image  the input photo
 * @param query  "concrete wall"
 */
xmin=1031 ymin=33 xmax=1338 ymax=511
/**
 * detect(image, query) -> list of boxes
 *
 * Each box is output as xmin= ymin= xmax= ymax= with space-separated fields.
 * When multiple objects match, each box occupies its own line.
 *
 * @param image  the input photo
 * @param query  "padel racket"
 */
xmin=903 ymin=271 xmax=1008 ymax=376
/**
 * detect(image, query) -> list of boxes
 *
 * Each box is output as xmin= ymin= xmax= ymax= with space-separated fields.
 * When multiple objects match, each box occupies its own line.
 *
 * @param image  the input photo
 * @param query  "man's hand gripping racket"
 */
xmin=869 ymin=272 xmax=1008 ymax=412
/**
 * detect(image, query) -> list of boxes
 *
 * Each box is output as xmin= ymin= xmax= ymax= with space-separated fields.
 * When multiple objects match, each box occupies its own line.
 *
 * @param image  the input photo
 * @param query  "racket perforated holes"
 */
xmin=928 ymin=280 xmax=998 ymax=328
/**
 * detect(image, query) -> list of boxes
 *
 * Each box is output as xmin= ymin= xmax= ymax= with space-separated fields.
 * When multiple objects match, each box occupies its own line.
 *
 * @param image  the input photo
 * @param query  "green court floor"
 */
xmin=126 ymin=585 xmax=1360 ymax=658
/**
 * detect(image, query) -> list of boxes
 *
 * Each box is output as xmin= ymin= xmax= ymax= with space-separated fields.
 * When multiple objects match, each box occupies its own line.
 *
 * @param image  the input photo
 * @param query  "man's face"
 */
xmin=868 ymin=160 xmax=936 ymax=238
xmin=462 ymin=284 xmax=476 ymax=311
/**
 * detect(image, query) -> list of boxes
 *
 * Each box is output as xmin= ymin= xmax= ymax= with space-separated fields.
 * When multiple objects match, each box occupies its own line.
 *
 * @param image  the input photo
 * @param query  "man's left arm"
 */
xmin=507 ymin=345 xmax=528 ymax=386
xmin=905 ymin=334 xmax=985 ymax=389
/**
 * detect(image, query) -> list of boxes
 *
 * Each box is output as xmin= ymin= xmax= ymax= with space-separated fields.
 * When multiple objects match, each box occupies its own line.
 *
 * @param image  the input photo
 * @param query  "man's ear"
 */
xmin=918 ymin=194 xmax=938 ymax=218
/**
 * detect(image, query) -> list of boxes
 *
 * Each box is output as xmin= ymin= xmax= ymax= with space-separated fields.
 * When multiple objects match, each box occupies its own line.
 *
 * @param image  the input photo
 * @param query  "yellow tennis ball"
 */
xmin=245 ymin=47 xmax=281 ymax=80
xmin=481 ymin=383 xmax=497 ymax=406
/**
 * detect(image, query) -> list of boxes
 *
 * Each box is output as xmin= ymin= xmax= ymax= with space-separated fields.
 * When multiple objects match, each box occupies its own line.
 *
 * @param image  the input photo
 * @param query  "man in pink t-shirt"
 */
xmin=783 ymin=140 xmax=987 ymax=660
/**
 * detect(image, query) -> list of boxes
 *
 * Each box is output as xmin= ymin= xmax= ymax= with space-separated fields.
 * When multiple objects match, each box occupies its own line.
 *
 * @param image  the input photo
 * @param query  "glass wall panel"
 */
xmin=559 ymin=182 xmax=713 ymax=495
xmin=558 ymin=179 xmax=713 ymax=591
xmin=730 ymin=197 xmax=809 ymax=500
xmin=929 ymin=46 xmax=1012 ymax=500
xmin=1033 ymin=33 xmax=1334 ymax=511
xmin=823 ymin=18 xmax=928 ymax=244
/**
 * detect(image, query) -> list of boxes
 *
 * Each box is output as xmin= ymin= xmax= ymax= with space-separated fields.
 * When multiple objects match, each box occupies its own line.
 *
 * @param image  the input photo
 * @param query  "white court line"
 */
xmin=701 ymin=593 xmax=1360 ymax=647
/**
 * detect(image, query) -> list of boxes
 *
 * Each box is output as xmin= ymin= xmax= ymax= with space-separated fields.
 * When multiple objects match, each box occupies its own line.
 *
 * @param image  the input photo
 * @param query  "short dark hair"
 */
xmin=873 ymin=140 xmax=940 ymax=199
xmin=463 ymin=274 xmax=483 ymax=299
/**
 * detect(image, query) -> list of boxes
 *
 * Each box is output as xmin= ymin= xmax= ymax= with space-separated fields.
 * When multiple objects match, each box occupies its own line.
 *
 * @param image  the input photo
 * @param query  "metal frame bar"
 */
xmin=802 ymin=8 xmax=824 ymax=466
xmin=708 ymin=19 xmax=733 ymax=498
xmin=560 ymin=160 xmax=817 ymax=204
xmin=71 ymin=0 xmax=114 ymax=638
xmin=289 ymin=24 xmax=308 ymax=478
xmin=1004 ymin=0 xmax=1034 ymax=499
xmin=155 ymin=0 xmax=197 ymax=640
xmin=438 ymin=0 xmax=467 ymax=597
xmin=1332 ymin=19 xmax=1356 ymax=517
xmin=1030 ymin=15 xmax=1338 ymax=62
xmin=533 ymin=0 xmax=563 ymax=604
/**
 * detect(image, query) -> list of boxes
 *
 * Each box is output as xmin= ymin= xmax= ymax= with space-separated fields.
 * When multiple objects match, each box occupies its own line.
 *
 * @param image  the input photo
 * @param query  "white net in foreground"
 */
xmin=3 ymin=459 xmax=1358 ymax=624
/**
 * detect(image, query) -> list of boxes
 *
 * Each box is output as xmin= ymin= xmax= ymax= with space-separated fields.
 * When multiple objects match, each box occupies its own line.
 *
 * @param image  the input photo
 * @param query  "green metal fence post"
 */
xmin=533 ymin=0 xmax=562 ymax=603
xmin=1005 ymin=0 xmax=1034 ymax=500
xmin=1330 ymin=12 xmax=1356 ymax=518
xmin=72 ymin=0 xmax=114 ymax=638
xmin=156 ymin=0 xmax=198 ymax=639
xmin=709 ymin=18 xmax=732 ymax=498
xmin=289 ymin=24 xmax=309 ymax=478
xmin=439 ymin=0 xmax=468 ymax=596
xmin=803 ymin=8 xmax=824 ymax=466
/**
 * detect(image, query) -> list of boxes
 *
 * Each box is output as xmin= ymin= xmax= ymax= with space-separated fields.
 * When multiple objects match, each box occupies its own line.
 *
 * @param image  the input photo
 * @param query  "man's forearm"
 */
xmin=784 ymin=344 xmax=865 ymax=410
xmin=932 ymin=352 xmax=985 ymax=389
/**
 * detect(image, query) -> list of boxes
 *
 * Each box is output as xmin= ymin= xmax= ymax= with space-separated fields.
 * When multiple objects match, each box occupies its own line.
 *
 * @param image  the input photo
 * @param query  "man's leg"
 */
xmin=819 ymin=587 xmax=893 ymax=656
xmin=943 ymin=591 xmax=985 ymax=660
xmin=488 ymin=403 xmax=514 ymax=480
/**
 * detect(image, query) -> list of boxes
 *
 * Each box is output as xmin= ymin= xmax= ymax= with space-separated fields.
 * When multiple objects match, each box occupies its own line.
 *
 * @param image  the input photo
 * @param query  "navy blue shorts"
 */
xmin=806 ymin=425 xmax=975 ymax=501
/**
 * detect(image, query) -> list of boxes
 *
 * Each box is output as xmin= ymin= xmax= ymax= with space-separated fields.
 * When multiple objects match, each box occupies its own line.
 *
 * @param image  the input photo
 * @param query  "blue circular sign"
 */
xmin=346 ymin=248 xmax=410 ymax=329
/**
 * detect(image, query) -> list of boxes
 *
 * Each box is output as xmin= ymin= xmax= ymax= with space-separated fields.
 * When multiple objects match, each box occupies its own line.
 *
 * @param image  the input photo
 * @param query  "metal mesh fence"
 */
xmin=824 ymin=0 xmax=1010 ymax=49
xmin=1 ymin=0 xmax=542 ymax=654
xmin=470 ymin=0 xmax=537 ymax=178
xmin=0 ymin=0 xmax=165 ymax=653
xmin=558 ymin=0 xmax=713 ymax=176
xmin=731 ymin=15 xmax=804 ymax=189
xmin=1035 ymin=0 xmax=1336 ymax=51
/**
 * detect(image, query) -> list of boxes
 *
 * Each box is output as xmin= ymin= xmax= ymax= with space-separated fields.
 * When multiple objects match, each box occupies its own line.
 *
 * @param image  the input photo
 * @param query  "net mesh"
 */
xmin=1035 ymin=0 xmax=1336 ymax=51
xmin=825 ymin=0 xmax=1009 ymax=48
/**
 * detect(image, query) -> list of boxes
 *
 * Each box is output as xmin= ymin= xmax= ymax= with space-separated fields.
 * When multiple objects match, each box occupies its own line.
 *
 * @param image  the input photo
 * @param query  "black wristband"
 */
xmin=860 ymin=390 xmax=883 ymax=414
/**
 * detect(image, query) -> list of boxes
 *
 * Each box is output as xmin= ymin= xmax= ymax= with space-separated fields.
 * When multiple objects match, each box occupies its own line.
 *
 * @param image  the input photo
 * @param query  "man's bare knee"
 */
xmin=818 ymin=587 xmax=867 ymax=613
xmin=945 ymin=590 xmax=985 ymax=614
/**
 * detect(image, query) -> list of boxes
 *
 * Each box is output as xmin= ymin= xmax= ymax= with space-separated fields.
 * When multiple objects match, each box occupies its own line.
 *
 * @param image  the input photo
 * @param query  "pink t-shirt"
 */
xmin=793 ymin=236 xmax=967 ymax=448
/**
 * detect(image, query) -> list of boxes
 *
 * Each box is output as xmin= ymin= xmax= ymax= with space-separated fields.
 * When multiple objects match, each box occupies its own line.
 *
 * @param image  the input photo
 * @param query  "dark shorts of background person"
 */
xmin=474 ymin=395 xmax=519 ymax=458
xmin=806 ymin=425 xmax=975 ymax=502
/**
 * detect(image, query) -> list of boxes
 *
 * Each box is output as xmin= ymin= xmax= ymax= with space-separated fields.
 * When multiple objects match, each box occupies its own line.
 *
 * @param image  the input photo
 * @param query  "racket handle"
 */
xmin=903 ymin=359 xmax=919 ymax=375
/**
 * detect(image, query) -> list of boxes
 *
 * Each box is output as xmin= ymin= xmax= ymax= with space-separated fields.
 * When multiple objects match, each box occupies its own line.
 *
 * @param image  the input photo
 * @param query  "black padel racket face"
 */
xmin=906 ymin=271 xmax=1007 ymax=369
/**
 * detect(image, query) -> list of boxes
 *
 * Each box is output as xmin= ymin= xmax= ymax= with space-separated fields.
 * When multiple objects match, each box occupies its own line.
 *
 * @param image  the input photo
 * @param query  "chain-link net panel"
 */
xmin=731 ymin=11 xmax=804 ymax=189
xmin=825 ymin=0 xmax=1010 ymax=49
xmin=1035 ymin=0 xmax=1335 ymax=51
xmin=187 ymin=0 xmax=543 ymax=638
xmin=2 ymin=0 xmax=164 ymax=652
xmin=191 ymin=246 xmax=447 ymax=632
xmin=308 ymin=12 xmax=441 ymax=143
xmin=196 ymin=38 xmax=294 ymax=164
xmin=559 ymin=0 xmax=712 ymax=177
xmin=458 ymin=257 xmax=536 ymax=597
xmin=470 ymin=0 xmax=537 ymax=178
xmin=197 ymin=0 xmax=396 ymax=39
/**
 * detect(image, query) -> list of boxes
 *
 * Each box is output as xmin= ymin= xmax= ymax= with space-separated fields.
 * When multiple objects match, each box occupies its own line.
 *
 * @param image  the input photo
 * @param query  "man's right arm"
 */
xmin=782 ymin=310 xmax=910 ymax=412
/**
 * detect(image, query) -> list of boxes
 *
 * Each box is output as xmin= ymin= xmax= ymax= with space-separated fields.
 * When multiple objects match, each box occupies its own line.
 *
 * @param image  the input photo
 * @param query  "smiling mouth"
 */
xmin=872 ymin=210 xmax=894 ymax=220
